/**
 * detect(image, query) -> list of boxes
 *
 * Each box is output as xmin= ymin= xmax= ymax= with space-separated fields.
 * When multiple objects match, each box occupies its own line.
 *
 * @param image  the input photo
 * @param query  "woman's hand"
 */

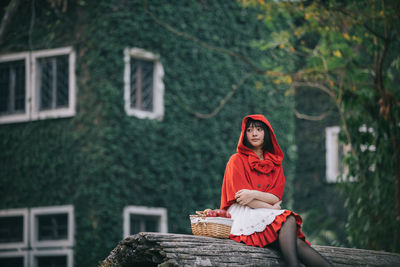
xmin=236 ymin=189 xmax=283 ymax=209
xmin=272 ymin=200 xmax=282 ymax=210
xmin=235 ymin=189 xmax=256 ymax=206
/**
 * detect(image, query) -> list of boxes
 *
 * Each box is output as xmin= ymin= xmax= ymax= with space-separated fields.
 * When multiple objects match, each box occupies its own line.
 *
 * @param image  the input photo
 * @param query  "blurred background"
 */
xmin=0 ymin=0 xmax=399 ymax=266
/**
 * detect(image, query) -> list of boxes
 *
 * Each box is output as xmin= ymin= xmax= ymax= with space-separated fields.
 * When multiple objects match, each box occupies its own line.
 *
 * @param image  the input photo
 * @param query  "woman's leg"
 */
xmin=278 ymin=215 xmax=299 ymax=267
xmin=296 ymin=238 xmax=333 ymax=267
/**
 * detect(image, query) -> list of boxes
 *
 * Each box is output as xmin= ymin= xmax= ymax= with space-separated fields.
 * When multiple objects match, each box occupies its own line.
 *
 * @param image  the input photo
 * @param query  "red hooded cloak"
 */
xmin=220 ymin=114 xmax=309 ymax=247
xmin=220 ymin=114 xmax=285 ymax=210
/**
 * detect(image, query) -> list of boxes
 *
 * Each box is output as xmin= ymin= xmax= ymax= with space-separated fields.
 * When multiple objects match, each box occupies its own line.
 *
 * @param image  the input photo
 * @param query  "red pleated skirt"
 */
xmin=229 ymin=210 xmax=310 ymax=247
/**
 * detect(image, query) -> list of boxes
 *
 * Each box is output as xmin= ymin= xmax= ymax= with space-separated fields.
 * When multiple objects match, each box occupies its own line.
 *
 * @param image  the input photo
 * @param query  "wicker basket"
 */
xmin=190 ymin=214 xmax=233 ymax=239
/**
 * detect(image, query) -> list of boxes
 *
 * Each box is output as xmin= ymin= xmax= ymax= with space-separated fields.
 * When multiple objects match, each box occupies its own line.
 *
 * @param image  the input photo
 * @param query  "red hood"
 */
xmin=237 ymin=114 xmax=283 ymax=166
xmin=219 ymin=114 xmax=286 ymax=210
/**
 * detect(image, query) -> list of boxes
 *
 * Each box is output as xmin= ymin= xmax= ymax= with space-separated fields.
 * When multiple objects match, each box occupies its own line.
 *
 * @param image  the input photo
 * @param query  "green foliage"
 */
xmin=0 ymin=1 xmax=296 ymax=266
xmin=243 ymin=0 xmax=400 ymax=252
xmin=294 ymin=87 xmax=349 ymax=247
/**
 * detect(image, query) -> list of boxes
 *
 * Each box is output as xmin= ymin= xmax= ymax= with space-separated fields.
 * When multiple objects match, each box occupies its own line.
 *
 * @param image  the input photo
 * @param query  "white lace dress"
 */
xmin=227 ymin=203 xmax=285 ymax=235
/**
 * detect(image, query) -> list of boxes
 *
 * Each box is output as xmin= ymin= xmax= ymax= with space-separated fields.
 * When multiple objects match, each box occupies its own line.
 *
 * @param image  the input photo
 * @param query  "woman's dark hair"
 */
xmin=243 ymin=118 xmax=274 ymax=153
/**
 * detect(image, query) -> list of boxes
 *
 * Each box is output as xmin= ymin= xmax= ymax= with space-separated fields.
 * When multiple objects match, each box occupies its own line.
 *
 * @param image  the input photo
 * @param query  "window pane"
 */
xmin=145 ymin=218 xmax=158 ymax=232
xmin=0 ymin=257 xmax=24 ymax=267
xmin=37 ymin=255 xmax=67 ymax=267
xmin=130 ymin=216 xmax=142 ymax=235
xmin=14 ymin=62 xmax=25 ymax=111
xmin=38 ymin=55 xmax=69 ymax=111
xmin=130 ymin=59 xmax=154 ymax=111
xmin=38 ymin=58 xmax=54 ymax=110
xmin=140 ymin=61 xmax=154 ymax=111
xmin=0 ymin=63 xmax=10 ymax=113
xmin=130 ymin=215 xmax=159 ymax=235
xmin=56 ymin=55 xmax=69 ymax=108
xmin=0 ymin=60 xmax=25 ymax=115
xmin=0 ymin=216 xmax=23 ymax=243
xmin=37 ymin=214 xmax=68 ymax=241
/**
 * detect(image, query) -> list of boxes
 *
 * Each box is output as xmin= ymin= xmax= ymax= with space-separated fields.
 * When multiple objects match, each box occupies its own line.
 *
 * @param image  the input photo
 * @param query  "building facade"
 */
xmin=0 ymin=1 xmax=298 ymax=266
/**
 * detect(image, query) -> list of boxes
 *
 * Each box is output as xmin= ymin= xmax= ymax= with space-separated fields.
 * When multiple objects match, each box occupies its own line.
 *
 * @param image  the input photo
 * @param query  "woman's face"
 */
xmin=246 ymin=124 xmax=265 ymax=149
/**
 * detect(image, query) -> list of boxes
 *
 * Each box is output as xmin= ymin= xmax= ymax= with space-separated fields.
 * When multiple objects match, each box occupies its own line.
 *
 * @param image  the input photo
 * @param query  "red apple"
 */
xmin=215 ymin=209 xmax=221 ymax=217
xmin=213 ymin=209 xmax=224 ymax=217
xmin=203 ymin=209 xmax=212 ymax=216
xmin=203 ymin=208 xmax=231 ymax=218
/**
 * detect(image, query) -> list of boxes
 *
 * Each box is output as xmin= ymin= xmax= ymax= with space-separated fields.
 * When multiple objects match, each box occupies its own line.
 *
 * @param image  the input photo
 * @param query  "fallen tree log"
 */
xmin=101 ymin=232 xmax=400 ymax=267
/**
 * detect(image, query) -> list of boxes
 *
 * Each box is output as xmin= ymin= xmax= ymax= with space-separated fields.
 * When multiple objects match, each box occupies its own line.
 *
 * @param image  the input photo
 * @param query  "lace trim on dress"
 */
xmin=227 ymin=203 xmax=285 ymax=236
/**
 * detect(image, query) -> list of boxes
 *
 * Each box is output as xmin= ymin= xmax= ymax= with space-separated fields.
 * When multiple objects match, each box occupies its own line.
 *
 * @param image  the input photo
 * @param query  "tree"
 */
xmin=241 ymin=0 xmax=400 ymax=252
xmin=142 ymin=0 xmax=399 ymax=250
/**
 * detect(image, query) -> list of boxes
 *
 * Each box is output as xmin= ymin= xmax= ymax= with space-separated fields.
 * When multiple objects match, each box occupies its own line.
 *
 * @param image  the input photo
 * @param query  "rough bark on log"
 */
xmin=101 ymin=232 xmax=400 ymax=267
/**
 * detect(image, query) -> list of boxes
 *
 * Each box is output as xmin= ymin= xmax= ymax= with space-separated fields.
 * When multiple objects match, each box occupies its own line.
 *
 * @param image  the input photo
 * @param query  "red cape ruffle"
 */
xmin=229 ymin=210 xmax=310 ymax=247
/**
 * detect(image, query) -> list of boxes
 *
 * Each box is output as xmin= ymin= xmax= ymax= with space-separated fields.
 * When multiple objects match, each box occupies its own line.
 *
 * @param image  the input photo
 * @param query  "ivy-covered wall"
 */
xmin=0 ymin=1 xmax=295 ymax=266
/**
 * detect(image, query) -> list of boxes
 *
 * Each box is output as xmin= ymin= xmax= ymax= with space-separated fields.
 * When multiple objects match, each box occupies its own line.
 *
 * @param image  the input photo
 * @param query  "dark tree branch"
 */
xmin=0 ymin=0 xmax=22 ymax=45
xmin=142 ymin=0 xmax=265 ymax=74
xmin=171 ymin=72 xmax=254 ymax=119
xmin=293 ymin=106 xmax=334 ymax=121
xmin=291 ymin=81 xmax=336 ymax=99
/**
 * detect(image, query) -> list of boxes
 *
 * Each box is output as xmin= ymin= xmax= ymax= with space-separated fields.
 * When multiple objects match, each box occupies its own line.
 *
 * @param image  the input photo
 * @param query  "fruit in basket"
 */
xmin=203 ymin=208 xmax=212 ymax=214
xmin=206 ymin=209 xmax=217 ymax=217
xmin=203 ymin=208 xmax=231 ymax=218
xmin=215 ymin=209 xmax=226 ymax=217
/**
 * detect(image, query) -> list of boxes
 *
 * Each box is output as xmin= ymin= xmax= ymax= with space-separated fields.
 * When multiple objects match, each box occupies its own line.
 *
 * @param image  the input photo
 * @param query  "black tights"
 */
xmin=278 ymin=215 xmax=333 ymax=267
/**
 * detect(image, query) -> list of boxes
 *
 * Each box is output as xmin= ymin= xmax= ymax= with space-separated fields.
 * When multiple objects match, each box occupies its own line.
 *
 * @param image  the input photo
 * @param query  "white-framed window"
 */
xmin=32 ymin=47 xmax=76 ymax=120
xmin=0 ymin=52 xmax=30 ymax=123
xmin=0 ymin=205 xmax=74 ymax=267
xmin=325 ymin=126 xmax=350 ymax=183
xmin=0 ymin=47 xmax=76 ymax=124
xmin=326 ymin=125 xmax=376 ymax=182
xmin=0 ymin=208 xmax=28 ymax=250
xmin=124 ymin=48 xmax=165 ymax=120
xmin=30 ymin=205 xmax=74 ymax=248
xmin=30 ymin=249 xmax=73 ymax=267
xmin=0 ymin=251 xmax=28 ymax=267
xmin=123 ymin=206 xmax=167 ymax=238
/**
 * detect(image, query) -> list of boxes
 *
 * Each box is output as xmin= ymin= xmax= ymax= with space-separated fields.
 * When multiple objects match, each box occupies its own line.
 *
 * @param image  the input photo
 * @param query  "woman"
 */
xmin=220 ymin=114 xmax=332 ymax=267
